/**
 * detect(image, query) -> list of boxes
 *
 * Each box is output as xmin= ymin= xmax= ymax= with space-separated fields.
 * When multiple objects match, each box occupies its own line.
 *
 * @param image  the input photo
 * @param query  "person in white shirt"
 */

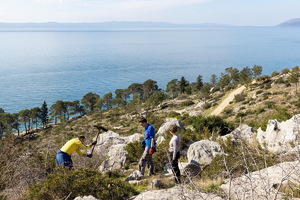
xmin=168 ymin=124 xmax=181 ymax=184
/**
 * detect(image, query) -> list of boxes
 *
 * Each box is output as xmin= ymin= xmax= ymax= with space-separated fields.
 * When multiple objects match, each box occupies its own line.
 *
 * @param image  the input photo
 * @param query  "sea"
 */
xmin=0 ymin=26 xmax=300 ymax=114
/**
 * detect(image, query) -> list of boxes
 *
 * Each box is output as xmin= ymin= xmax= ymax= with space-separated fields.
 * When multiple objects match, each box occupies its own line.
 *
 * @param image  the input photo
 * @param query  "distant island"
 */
xmin=0 ymin=21 xmax=232 ymax=30
xmin=278 ymin=18 xmax=300 ymax=26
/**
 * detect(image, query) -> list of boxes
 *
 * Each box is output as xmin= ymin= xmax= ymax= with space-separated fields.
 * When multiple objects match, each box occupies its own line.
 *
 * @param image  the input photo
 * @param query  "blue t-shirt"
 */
xmin=144 ymin=123 xmax=155 ymax=141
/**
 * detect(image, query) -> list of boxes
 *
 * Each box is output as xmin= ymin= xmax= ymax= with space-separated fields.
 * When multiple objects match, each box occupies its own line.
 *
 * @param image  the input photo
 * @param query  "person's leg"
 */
xmin=147 ymin=154 xmax=154 ymax=176
xmin=173 ymin=152 xmax=181 ymax=184
xmin=170 ymin=152 xmax=181 ymax=184
xmin=139 ymin=148 xmax=148 ymax=176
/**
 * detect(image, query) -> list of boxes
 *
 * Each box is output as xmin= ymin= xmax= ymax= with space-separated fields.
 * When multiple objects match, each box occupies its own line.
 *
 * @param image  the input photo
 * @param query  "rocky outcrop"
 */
xmin=187 ymin=140 xmax=223 ymax=166
xmin=222 ymin=124 xmax=255 ymax=143
xmin=130 ymin=185 xmax=223 ymax=200
xmin=256 ymin=114 xmax=300 ymax=153
xmin=156 ymin=118 xmax=185 ymax=136
xmin=221 ymin=161 xmax=300 ymax=199
xmin=180 ymin=140 xmax=223 ymax=176
xmin=93 ymin=131 xmax=143 ymax=173
xmin=175 ymin=101 xmax=206 ymax=116
xmin=99 ymin=143 xmax=128 ymax=173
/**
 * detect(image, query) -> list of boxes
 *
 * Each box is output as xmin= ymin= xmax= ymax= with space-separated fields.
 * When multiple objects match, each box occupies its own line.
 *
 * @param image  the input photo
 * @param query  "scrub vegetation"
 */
xmin=1 ymin=65 xmax=300 ymax=199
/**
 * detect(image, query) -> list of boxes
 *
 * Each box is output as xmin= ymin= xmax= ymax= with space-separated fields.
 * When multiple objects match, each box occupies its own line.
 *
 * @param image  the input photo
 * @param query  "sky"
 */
xmin=0 ymin=0 xmax=299 ymax=26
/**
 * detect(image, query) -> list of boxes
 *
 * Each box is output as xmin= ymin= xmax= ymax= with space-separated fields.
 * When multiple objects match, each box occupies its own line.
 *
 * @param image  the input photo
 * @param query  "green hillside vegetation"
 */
xmin=1 ymin=65 xmax=300 ymax=199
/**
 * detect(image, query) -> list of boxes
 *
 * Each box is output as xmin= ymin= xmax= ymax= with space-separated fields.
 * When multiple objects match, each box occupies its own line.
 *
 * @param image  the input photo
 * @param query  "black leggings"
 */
xmin=169 ymin=151 xmax=181 ymax=183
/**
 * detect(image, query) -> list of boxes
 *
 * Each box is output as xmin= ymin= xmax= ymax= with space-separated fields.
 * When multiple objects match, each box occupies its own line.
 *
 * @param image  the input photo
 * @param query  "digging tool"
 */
xmin=87 ymin=125 xmax=108 ymax=158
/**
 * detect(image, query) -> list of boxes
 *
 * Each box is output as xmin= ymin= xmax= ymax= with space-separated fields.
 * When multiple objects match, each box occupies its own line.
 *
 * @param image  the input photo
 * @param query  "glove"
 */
xmin=91 ymin=141 xmax=97 ymax=146
xmin=149 ymin=148 xmax=154 ymax=155
xmin=87 ymin=154 xmax=93 ymax=158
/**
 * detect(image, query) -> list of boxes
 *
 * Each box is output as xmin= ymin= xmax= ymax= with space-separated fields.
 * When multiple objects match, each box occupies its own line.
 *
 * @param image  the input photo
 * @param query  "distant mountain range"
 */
xmin=0 ymin=21 xmax=232 ymax=30
xmin=0 ymin=19 xmax=299 ymax=29
xmin=277 ymin=18 xmax=300 ymax=26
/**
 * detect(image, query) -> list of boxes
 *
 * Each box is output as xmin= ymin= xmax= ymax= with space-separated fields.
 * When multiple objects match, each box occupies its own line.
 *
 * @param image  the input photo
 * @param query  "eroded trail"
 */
xmin=210 ymin=85 xmax=246 ymax=116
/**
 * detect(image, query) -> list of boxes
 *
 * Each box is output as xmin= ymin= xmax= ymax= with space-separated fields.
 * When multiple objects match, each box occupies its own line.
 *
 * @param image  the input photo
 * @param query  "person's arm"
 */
xmin=76 ymin=148 xmax=84 ymax=156
xmin=77 ymin=140 xmax=96 ymax=150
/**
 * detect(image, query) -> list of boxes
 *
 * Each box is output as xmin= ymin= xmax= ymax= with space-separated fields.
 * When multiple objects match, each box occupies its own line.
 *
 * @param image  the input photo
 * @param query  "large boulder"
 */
xmin=93 ymin=131 xmax=125 ymax=156
xmin=256 ymin=114 xmax=300 ymax=153
xmin=92 ymin=131 xmax=143 ymax=173
xmin=181 ymin=140 xmax=223 ymax=177
xmin=99 ymin=144 xmax=128 ymax=173
xmin=130 ymin=185 xmax=223 ymax=200
xmin=221 ymin=161 xmax=300 ymax=199
xmin=156 ymin=118 xmax=185 ymax=136
xmin=221 ymin=124 xmax=255 ymax=143
xmin=187 ymin=140 xmax=223 ymax=166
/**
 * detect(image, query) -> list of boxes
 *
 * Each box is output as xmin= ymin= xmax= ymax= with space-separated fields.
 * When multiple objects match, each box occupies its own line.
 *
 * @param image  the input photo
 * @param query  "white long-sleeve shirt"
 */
xmin=169 ymin=134 xmax=181 ymax=159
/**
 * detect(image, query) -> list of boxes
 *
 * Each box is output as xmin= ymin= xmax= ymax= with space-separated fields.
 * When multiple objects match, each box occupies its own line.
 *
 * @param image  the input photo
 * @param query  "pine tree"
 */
xmin=40 ymin=101 xmax=49 ymax=128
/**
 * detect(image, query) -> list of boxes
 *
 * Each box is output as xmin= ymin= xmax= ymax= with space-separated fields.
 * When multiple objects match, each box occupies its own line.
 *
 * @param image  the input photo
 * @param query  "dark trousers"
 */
xmin=139 ymin=147 xmax=154 ymax=176
xmin=169 ymin=151 xmax=181 ymax=184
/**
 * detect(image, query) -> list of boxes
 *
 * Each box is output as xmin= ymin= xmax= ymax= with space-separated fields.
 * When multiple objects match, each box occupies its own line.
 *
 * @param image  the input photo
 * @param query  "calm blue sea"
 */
xmin=0 ymin=26 xmax=300 ymax=113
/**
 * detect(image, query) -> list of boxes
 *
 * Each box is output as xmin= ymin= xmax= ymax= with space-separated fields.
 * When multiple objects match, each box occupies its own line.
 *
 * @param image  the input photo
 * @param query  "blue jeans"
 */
xmin=56 ymin=150 xmax=73 ymax=167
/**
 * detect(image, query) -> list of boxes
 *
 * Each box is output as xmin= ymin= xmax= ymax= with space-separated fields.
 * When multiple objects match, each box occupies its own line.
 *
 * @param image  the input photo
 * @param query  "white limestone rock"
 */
xmin=130 ymin=185 xmax=223 ymax=200
xmin=256 ymin=114 xmax=300 ymax=153
xmin=156 ymin=118 xmax=185 ymax=136
xmin=221 ymin=161 xmax=300 ymax=199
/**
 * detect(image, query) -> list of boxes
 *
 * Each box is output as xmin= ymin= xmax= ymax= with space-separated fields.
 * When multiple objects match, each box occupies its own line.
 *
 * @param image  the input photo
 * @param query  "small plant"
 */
xmin=203 ymin=103 xmax=212 ymax=110
xmin=168 ymin=111 xmax=180 ymax=118
xmin=180 ymin=100 xmax=195 ymax=107
xmin=234 ymin=93 xmax=247 ymax=103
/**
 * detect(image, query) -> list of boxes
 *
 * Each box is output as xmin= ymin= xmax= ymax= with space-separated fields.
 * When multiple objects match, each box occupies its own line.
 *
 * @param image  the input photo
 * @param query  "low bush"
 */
xmin=180 ymin=100 xmax=195 ymax=107
xmin=234 ymin=93 xmax=247 ymax=103
xmin=168 ymin=111 xmax=180 ymax=118
xmin=26 ymin=168 xmax=138 ymax=200
xmin=200 ymin=139 xmax=280 ymax=180
xmin=184 ymin=115 xmax=233 ymax=136
xmin=123 ymin=140 xmax=144 ymax=168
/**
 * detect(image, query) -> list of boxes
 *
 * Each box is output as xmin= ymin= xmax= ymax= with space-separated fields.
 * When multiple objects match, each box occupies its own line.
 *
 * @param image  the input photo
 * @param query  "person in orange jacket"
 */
xmin=56 ymin=135 xmax=96 ymax=170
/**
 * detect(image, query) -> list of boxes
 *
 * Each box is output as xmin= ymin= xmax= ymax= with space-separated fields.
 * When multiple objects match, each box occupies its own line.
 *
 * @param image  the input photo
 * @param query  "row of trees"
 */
xmin=2 ymin=64 xmax=294 ymax=137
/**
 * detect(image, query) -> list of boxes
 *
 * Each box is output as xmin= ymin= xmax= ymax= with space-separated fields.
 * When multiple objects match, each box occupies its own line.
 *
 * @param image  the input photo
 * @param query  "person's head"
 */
xmin=78 ymin=135 xmax=86 ymax=143
xmin=169 ymin=124 xmax=178 ymax=134
xmin=139 ymin=117 xmax=148 ymax=127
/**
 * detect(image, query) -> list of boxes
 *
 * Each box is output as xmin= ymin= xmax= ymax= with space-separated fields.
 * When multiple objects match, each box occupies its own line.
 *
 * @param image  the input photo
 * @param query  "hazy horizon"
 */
xmin=0 ymin=0 xmax=299 ymax=26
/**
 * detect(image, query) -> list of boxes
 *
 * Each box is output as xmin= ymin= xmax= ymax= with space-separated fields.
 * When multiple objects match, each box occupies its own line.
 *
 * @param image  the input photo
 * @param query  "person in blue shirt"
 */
xmin=138 ymin=117 xmax=155 ymax=176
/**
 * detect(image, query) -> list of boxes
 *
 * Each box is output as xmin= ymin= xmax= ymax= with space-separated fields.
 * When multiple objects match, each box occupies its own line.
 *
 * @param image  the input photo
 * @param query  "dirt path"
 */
xmin=210 ymin=85 xmax=246 ymax=116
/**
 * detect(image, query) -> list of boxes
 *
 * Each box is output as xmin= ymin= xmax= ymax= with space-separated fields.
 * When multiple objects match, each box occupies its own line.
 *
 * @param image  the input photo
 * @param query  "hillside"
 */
xmin=1 ymin=67 xmax=300 ymax=199
xmin=278 ymin=18 xmax=300 ymax=26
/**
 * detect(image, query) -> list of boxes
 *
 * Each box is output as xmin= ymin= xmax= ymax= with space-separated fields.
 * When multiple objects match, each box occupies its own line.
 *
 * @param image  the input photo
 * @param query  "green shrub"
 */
xmin=181 ymin=100 xmax=195 ymax=107
xmin=26 ymin=168 xmax=138 ymax=200
xmin=168 ymin=111 xmax=180 ymax=118
xmin=234 ymin=93 xmax=247 ymax=103
xmin=274 ymin=77 xmax=285 ymax=84
xmin=236 ymin=112 xmax=247 ymax=118
xmin=0 ymin=195 xmax=7 ymax=200
xmin=264 ymin=82 xmax=272 ymax=89
xmin=184 ymin=115 xmax=233 ymax=136
xmin=203 ymin=103 xmax=212 ymax=110
xmin=123 ymin=140 xmax=144 ymax=168
xmin=282 ymin=68 xmax=290 ymax=74
xmin=271 ymin=71 xmax=280 ymax=77
xmin=255 ymin=107 xmax=265 ymax=114
xmin=256 ymin=90 xmax=264 ymax=95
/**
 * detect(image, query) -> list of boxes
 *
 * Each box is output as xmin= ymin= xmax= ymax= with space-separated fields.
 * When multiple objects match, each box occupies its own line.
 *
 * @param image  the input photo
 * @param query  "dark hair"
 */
xmin=139 ymin=117 xmax=147 ymax=123
xmin=78 ymin=135 xmax=86 ymax=139
xmin=169 ymin=124 xmax=178 ymax=133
